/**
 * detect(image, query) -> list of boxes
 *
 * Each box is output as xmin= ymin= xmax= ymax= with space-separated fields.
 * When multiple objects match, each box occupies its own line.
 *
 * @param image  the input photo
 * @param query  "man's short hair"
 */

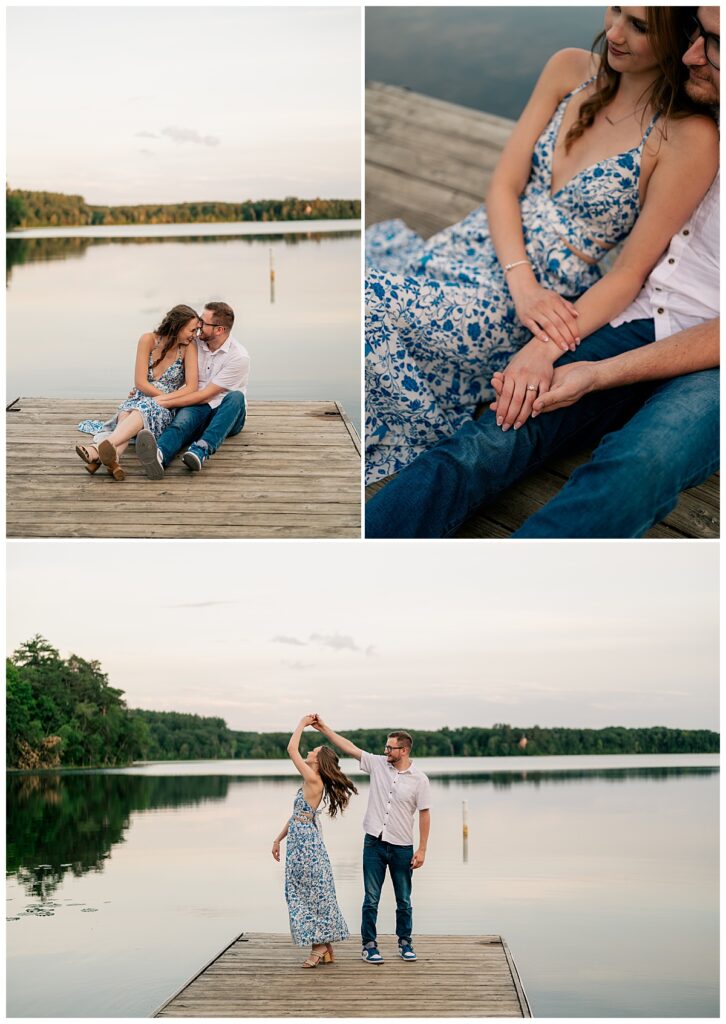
xmin=205 ymin=301 xmax=234 ymax=331
xmin=388 ymin=730 xmax=413 ymax=751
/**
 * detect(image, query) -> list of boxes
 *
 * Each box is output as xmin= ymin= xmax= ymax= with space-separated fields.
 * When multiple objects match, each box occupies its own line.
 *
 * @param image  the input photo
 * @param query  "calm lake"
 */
xmin=6 ymin=220 xmax=361 ymax=431
xmin=7 ymin=755 xmax=718 ymax=1018
xmin=366 ymin=7 xmax=605 ymax=118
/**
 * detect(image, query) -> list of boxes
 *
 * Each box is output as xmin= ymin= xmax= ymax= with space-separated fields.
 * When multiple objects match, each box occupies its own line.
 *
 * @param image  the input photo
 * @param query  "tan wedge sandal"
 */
xmin=302 ymin=944 xmax=331 ymax=968
xmin=98 ymin=440 xmax=125 ymax=481
xmin=75 ymin=443 xmax=102 ymax=475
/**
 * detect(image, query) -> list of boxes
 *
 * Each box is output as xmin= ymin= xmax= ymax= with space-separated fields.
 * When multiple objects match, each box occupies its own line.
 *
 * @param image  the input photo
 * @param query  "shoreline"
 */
xmin=7 ymin=218 xmax=361 ymax=240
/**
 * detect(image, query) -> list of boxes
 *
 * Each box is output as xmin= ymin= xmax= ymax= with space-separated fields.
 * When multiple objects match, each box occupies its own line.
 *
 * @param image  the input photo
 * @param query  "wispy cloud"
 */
xmin=161 ymin=126 xmax=220 ymax=147
xmin=135 ymin=130 xmax=158 ymax=139
xmin=310 ymin=633 xmax=360 ymax=653
xmin=272 ymin=635 xmax=307 ymax=647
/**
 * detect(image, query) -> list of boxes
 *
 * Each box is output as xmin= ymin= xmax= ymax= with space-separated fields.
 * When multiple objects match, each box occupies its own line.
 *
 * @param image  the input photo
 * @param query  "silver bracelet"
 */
xmin=503 ymin=258 xmax=532 ymax=274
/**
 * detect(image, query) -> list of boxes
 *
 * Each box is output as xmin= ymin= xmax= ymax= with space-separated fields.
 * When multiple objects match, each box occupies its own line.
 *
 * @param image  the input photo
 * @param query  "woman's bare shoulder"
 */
xmin=138 ymin=331 xmax=157 ymax=347
xmin=543 ymin=47 xmax=598 ymax=86
xmin=656 ymin=111 xmax=719 ymax=159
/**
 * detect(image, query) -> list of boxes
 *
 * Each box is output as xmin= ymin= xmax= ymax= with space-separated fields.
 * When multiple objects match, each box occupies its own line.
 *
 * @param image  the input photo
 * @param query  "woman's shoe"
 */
xmin=98 ymin=440 xmax=125 ymax=481
xmin=323 ymin=944 xmax=335 ymax=963
xmin=302 ymin=945 xmax=328 ymax=968
xmin=75 ymin=444 xmax=101 ymax=475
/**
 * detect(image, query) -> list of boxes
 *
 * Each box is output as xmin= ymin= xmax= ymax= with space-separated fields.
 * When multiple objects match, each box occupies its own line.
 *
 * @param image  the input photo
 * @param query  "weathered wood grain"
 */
xmin=7 ymin=398 xmax=361 ymax=539
xmin=154 ymin=933 xmax=531 ymax=1018
xmin=364 ymin=83 xmax=719 ymax=538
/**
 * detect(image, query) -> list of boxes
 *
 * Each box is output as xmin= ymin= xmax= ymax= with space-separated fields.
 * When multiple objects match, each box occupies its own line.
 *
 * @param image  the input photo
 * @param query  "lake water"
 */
xmin=7 ymin=756 xmax=718 ymax=1018
xmin=6 ymin=221 xmax=361 ymax=431
xmin=366 ymin=7 xmax=605 ymax=119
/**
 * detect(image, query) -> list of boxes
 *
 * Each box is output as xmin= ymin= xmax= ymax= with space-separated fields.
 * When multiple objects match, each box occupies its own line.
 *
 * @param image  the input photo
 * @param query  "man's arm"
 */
xmin=534 ymin=318 xmax=719 ymax=414
xmin=158 ymin=382 xmax=225 ymax=409
xmin=412 ymin=809 xmax=430 ymax=869
xmin=312 ymin=716 xmax=364 ymax=761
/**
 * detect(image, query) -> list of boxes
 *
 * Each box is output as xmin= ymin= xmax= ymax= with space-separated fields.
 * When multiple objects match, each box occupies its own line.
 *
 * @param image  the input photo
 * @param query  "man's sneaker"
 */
xmin=182 ymin=443 xmax=208 ymax=472
xmin=398 ymin=942 xmax=417 ymax=961
xmin=136 ymin=429 xmax=164 ymax=480
xmin=361 ymin=945 xmax=384 ymax=964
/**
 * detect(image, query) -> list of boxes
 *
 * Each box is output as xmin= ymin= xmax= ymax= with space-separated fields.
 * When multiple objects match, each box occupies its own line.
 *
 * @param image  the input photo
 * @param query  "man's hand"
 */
xmin=489 ymin=339 xmax=558 ymax=430
xmin=311 ymin=715 xmax=327 ymax=733
xmin=532 ymin=361 xmax=600 ymax=415
xmin=411 ymin=848 xmax=426 ymax=869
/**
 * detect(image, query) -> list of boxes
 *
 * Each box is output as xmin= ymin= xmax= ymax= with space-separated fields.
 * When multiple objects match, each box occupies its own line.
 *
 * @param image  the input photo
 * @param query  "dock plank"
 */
xmin=7 ymin=398 xmax=361 ymax=539
xmin=154 ymin=933 xmax=531 ymax=1018
xmin=364 ymin=82 xmax=719 ymax=538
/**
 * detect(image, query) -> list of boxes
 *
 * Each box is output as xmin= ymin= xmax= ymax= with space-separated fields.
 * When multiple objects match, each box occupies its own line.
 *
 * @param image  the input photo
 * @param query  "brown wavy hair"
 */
xmin=565 ymin=8 xmax=701 ymax=152
xmin=317 ymin=746 xmax=358 ymax=818
xmin=152 ymin=304 xmax=199 ymax=368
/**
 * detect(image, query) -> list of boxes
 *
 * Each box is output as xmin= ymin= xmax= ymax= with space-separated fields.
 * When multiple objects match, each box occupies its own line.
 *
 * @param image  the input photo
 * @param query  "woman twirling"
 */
xmin=272 ymin=715 xmax=357 ymax=967
xmin=365 ymin=7 xmax=718 ymax=482
xmin=76 ymin=304 xmax=200 ymax=479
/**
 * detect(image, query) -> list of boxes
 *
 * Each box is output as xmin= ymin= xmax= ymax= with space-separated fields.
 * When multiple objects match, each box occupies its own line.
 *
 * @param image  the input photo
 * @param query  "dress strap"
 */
xmin=639 ymin=112 xmax=660 ymax=147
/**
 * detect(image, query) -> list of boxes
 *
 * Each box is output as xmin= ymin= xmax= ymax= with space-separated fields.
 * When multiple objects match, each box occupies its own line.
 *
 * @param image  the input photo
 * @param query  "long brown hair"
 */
xmin=317 ymin=746 xmax=358 ymax=818
xmin=152 ymin=304 xmax=199 ymax=368
xmin=565 ymin=8 xmax=700 ymax=152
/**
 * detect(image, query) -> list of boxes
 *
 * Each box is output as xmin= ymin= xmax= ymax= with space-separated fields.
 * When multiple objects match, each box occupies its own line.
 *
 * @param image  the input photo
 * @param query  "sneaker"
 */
xmin=398 ymin=942 xmax=417 ymax=961
xmin=182 ymin=443 xmax=208 ymax=472
xmin=361 ymin=945 xmax=384 ymax=964
xmin=136 ymin=429 xmax=164 ymax=480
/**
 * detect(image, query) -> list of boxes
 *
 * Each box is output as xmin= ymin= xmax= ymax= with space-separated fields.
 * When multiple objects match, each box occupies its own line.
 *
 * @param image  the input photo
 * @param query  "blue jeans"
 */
xmin=365 ymin=320 xmax=720 ymax=539
xmin=157 ymin=391 xmax=246 ymax=466
xmin=362 ymin=834 xmax=413 ymax=946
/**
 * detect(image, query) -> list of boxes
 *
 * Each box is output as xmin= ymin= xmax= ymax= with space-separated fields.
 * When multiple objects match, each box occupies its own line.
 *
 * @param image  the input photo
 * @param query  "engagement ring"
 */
xmin=526 ymin=384 xmax=538 ymax=392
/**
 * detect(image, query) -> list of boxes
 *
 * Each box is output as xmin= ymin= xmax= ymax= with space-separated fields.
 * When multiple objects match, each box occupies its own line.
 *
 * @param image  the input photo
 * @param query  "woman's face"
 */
xmin=305 ymin=745 xmax=322 ymax=767
xmin=604 ymin=6 xmax=657 ymax=73
xmin=178 ymin=317 xmax=200 ymax=346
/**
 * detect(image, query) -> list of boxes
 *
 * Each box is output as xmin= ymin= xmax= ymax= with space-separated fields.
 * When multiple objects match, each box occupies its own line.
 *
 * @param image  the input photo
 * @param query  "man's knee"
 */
xmin=221 ymin=391 xmax=245 ymax=413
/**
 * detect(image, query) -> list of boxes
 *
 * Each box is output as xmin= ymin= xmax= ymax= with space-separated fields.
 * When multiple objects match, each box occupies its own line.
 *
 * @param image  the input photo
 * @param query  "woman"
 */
xmin=75 ymin=304 xmax=200 ymax=479
xmin=365 ymin=7 xmax=719 ymax=483
xmin=272 ymin=715 xmax=357 ymax=968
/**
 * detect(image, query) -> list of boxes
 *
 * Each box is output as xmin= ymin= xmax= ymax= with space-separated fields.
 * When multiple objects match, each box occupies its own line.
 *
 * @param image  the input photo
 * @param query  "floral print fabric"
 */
xmin=285 ymin=788 xmax=349 ymax=947
xmin=78 ymin=353 xmax=186 ymax=442
xmin=365 ymin=77 xmax=658 ymax=483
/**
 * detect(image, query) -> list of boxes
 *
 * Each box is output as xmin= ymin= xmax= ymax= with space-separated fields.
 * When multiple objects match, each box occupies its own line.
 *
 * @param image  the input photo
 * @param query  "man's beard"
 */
xmin=685 ymin=72 xmax=719 ymax=107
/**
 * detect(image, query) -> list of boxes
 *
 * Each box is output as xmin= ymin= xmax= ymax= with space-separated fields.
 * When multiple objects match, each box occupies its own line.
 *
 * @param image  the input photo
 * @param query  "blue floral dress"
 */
xmin=78 ymin=351 xmax=187 ymax=442
xmin=365 ymin=77 xmax=659 ymax=483
xmin=285 ymin=788 xmax=348 ymax=947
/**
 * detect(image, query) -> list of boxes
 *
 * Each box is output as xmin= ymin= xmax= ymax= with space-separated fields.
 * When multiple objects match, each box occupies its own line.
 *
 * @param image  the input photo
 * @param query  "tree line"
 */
xmin=6 ymin=637 xmax=719 ymax=769
xmin=6 ymin=188 xmax=360 ymax=230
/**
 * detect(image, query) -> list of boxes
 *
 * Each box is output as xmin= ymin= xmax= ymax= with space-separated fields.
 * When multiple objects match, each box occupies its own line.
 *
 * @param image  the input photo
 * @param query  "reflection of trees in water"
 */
xmin=6 ymin=772 xmax=230 ymax=900
xmin=432 ymin=766 xmax=719 ymax=789
xmin=6 ymin=232 xmax=360 ymax=281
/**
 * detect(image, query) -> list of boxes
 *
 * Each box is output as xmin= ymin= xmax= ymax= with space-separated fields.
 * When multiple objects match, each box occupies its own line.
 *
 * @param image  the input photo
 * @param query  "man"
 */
xmin=366 ymin=8 xmax=720 ymax=539
xmin=312 ymin=716 xmax=431 ymax=964
xmin=136 ymin=300 xmax=250 ymax=478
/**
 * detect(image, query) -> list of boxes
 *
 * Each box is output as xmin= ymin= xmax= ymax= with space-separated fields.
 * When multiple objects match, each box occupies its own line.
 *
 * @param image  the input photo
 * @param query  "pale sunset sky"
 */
xmin=6 ymin=6 xmax=361 ymax=204
xmin=6 ymin=542 xmax=718 ymax=733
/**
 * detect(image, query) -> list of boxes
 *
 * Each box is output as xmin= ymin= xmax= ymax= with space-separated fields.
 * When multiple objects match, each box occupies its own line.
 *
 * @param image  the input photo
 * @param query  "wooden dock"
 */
xmin=365 ymin=82 xmax=719 ymax=539
xmin=7 ymin=398 xmax=361 ymax=539
xmin=153 ymin=933 xmax=532 ymax=1018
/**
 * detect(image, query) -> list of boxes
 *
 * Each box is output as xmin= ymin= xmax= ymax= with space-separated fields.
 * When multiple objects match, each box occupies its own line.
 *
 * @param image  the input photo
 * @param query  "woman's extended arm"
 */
xmin=287 ymin=716 xmax=319 ymax=782
xmin=133 ymin=333 xmax=166 ymax=396
xmin=487 ymin=48 xmax=594 ymax=350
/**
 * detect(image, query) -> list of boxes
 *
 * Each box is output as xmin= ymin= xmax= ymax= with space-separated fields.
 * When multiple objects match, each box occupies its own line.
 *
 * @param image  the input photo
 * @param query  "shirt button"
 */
xmin=657 ymin=308 xmax=664 ymax=315
xmin=683 ymin=229 xmax=690 ymax=236
xmin=654 ymin=287 xmax=662 ymax=292
xmin=667 ymin=258 xmax=675 ymax=265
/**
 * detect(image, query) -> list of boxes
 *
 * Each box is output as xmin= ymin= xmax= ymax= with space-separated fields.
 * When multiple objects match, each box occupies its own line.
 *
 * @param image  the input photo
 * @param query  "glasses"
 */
xmin=384 ymin=745 xmax=404 ymax=752
xmin=685 ymin=14 xmax=720 ymax=70
xmin=198 ymin=321 xmax=222 ymax=329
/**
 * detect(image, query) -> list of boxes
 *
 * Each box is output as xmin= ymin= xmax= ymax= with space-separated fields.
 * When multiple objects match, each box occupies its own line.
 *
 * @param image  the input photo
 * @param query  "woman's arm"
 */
xmin=287 ymin=716 xmax=319 ymax=782
xmin=272 ymin=820 xmax=289 ymax=861
xmin=183 ymin=340 xmax=199 ymax=392
xmin=487 ymin=48 xmax=594 ymax=350
xmin=133 ymin=333 xmax=165 ymax=396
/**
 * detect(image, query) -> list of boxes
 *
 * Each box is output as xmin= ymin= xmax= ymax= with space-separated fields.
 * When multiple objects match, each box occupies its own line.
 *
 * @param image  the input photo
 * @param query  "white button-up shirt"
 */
xmin=360 ymin=752 xmax=431 ymax=846
xmin=197 ymin=334 xmax=250 ymax=410
xmin=611 ymin=171 xmax=719 ymax=340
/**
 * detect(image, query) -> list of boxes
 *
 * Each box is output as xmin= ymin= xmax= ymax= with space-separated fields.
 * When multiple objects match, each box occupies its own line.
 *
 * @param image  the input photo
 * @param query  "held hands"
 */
xmin=299 ymin=714 xmax=317 ymax=728
xmin=310 ymin=715 xmax=326 ymax=733
xmin=411 ymin=848 xmax=426 ymax=869
xmin=533 ymin=361 xmax=600 ymax=415
xmin=512 ymin=281 xmax=580 ymax=352
xmin=489 ymin=339 xmax=558 ymax=431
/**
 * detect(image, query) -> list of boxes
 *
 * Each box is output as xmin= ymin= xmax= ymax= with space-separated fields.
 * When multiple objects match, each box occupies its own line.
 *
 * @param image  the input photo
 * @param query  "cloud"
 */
xmin=160 ymin=126 xmax=220 ymax=147
xmin=135 ymin=131 xmax=159 ymax=139
xmin=272 ymin=635 xmax=307 ymax=647
xmin=310 ymin=633 xmax=360 ymax=653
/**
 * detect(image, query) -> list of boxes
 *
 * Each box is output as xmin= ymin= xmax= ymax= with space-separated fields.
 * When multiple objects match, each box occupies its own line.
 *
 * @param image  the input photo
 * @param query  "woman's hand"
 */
xmin=512 ymin=281 xmax=580 ymax=352
xmin=299 ymin=714 xmax=316 ymax=728
xmin=490 ymin=339 xmax=558 ymax=431
xmin=271 ymin=839 xmax=281 ymax=862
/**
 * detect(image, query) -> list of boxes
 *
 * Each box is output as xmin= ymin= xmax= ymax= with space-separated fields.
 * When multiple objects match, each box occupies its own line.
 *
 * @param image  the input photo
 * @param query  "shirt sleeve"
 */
xmin=416 ymin=774 xmax=432 ymax=811
xmin=209 ymin=349 xmax=249 ymax=392
xmin=359 ymin=751 xmax=374 ymax=775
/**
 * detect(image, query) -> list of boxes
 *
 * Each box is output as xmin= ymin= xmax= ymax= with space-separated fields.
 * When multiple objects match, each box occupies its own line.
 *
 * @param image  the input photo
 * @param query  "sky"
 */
xmin=6 ymin=6 xmax=361 ymax=204
xmin=6 ymin=541 xmax=719 ymax=733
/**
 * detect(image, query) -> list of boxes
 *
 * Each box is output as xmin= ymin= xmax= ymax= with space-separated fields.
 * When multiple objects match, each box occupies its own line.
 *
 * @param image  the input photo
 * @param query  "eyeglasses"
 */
xmin=685 ymin=14 xmax=720 ymax=70
xmin=384 ymin=745 xmax=404 ymax=752
xmin=198 ymin=321 xmax=222 ymax=329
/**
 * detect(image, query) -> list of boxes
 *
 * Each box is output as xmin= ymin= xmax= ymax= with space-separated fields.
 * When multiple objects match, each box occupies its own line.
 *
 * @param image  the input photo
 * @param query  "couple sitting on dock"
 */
xmin=76 ymin=301 xmax=250 ymax=480
xmin=365 ymin=6 xmax=720 ymax=538
xmin=273 ymin=715 xmax=431 ymax=968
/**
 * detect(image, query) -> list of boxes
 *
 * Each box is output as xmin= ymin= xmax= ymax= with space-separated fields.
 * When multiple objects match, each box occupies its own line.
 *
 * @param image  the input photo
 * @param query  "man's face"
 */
xmin=197 ymin=308 xmax=220 ymax=344
xmin=683 ymin=7 xmax=720 ymax=106
xmin=385 ymin=737 xmax=408 ymax=765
